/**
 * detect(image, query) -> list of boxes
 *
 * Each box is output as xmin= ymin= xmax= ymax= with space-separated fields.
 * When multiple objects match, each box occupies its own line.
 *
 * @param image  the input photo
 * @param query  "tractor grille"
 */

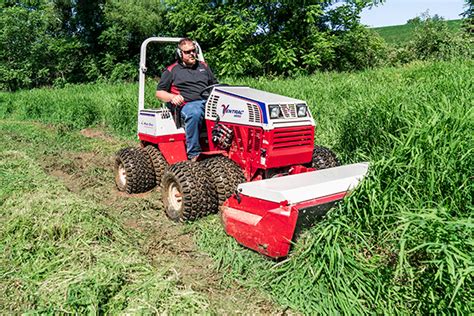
xmin=206 ymin=95 xmax=220 ymax=118
xmin=247 ymin=103 xmax=261 ymax=123
xmin=272 ymin=126 xmax=313 ymax=149
xmin=279 ymin=104 xmax=297 ymax=118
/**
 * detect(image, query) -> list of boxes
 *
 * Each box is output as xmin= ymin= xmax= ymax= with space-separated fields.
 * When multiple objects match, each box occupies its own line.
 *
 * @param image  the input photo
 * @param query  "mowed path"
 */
xmin=1 ymin=120 xmax=279 ymax=314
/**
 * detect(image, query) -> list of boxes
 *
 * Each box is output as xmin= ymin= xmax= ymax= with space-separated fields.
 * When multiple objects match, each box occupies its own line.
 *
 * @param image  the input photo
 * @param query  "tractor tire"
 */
xmin=161 ymin=161 xmax=217 ymax=222
xmin=143 ymin=145 xmax=167 ymax=186
xmin=114 ymin=147 xmax=156 ymax=194
xmin=308 ymin=145 xmax=341 ymax=170
xmin=200 ymin=156 xmax=246 ymax=209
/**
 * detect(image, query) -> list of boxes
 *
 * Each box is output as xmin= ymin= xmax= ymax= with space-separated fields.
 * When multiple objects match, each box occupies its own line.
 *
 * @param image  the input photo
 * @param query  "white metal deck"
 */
xmin=237 ymin=163 xmax=369 ymax=204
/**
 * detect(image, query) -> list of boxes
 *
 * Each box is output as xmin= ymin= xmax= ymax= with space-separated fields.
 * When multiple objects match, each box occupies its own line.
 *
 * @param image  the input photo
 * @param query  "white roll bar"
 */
xmin=138 ymin=37 xmax=205 ymax=110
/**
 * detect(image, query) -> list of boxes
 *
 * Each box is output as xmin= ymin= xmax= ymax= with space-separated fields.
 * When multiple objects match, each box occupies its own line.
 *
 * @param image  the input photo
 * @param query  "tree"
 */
xmin=1 ymin=0 xmax=167 ymax=88
xmin=407 ymin=17 xmax=421 ymax=25
xmin=0 ymin=2 xmax=85 ymax=90
xmin=461 ymin=0 xmax=473 ymax=33
xmin=164 ymin=0 xmax=385 ymax=76
xmin=98 ymin=0 xmax=168 ymax=81
xmin=2 ymin=0 xmax=389 ymax=89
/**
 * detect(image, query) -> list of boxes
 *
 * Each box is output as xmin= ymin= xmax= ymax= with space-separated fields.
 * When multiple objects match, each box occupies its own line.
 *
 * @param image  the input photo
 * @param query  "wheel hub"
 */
xmin=168 ymin=182 xmax=183 ymax=211
xmin=118 ymin=163 xmax=127 ymax=186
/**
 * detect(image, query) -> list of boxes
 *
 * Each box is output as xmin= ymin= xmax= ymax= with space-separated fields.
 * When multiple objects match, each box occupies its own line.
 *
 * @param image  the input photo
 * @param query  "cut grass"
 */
xmin=0 ymin=125 xmax=210 ymax=313
xmin=0 ymin=120 xmax=276 ymax=314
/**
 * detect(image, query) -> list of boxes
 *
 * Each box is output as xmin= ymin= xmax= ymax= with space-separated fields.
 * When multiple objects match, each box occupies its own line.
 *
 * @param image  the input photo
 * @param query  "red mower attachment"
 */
xmin=221 ymin=163 xmax=369 ymax=258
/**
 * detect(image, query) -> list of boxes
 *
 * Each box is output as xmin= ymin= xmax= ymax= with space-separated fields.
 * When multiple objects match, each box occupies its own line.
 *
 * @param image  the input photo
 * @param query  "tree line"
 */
xmin=1 ymin=0 xmax=473 ymax=91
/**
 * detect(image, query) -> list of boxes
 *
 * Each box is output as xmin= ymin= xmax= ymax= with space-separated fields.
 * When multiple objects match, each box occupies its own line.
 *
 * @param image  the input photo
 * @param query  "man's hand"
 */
xmin=170 ymin=94 xmax=184 ymax=106
xmin=156 ymin=90 xmax=184 ymax=106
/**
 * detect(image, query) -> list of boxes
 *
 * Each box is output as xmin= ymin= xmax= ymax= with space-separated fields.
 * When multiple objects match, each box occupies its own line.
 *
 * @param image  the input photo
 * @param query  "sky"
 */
xmin=360 ymin=0 xmax=466 ymax=27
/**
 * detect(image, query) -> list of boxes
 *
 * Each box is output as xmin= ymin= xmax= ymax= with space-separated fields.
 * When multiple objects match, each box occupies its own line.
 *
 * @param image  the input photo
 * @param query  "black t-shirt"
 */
xmin=157 ymin=61 xmax=218 ymax=103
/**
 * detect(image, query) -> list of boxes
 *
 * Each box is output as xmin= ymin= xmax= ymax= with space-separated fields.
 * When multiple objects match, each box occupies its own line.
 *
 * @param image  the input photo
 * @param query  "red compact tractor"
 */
xmin=114 ymin=37 xmax=369 ymax=258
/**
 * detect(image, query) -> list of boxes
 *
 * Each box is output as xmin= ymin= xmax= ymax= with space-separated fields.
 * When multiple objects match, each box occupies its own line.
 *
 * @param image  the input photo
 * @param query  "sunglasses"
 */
xmin=182 ymin=49 xmax=196 ymax=55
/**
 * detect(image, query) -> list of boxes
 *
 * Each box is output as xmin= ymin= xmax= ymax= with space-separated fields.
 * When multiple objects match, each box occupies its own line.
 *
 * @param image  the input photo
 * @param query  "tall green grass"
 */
xmin=210 ymin=60 xmax=473 ymax=313
xmin=0 ymin=82 xmax=160 ymax=137
xmin=1 ymin=59 xmax=473 ymax=313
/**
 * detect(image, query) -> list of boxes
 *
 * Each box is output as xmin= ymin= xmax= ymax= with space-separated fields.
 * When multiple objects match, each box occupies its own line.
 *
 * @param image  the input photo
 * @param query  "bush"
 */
xmin=410 ymin=17 xmax=472 ymax=60
xmin=389 ymin=15 xmax=474 ymax=65
xmin=333 ymin=26 xmax=388 ymax=71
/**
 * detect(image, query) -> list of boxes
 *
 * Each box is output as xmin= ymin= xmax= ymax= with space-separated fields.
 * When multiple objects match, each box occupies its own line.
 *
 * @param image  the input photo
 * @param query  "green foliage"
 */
xmin=1 ymin=0 xmax=471 ymax=90
xmin=2 ymin=0 xmax=390 ymax=90
xmin=462 ymin=0 xmax=474 ymax=33
xmin=0 ymin=0 xmax=168 ymax=90
xmin=408 ymin=16 xmax=473 ymax=61
xmin=406 ymin=16 xmax=422 ymax=25
xmin=166 ymin=0 xmax=386 ymax=77
xmin=382 ymin=16 xmax=473 ymax=66
xmin=99 ymin=0 xmax=168 ymax=78
xmin=333 ymin=25 xmax=388 ymax=70
xmin=0 ymin=5 xmax=82 ymax=90
xmin=207 ymin=5 xmax=263 ymax=76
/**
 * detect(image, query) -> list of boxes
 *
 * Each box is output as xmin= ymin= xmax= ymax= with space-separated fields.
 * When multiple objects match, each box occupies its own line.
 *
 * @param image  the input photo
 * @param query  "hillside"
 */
xmin=372 ymin=19 xmax=463 ymax=45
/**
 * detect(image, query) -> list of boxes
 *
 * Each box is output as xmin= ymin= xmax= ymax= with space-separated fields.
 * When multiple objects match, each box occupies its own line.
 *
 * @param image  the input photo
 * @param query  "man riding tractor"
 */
xmin=114 ymin=37 xmax=369 ymax=258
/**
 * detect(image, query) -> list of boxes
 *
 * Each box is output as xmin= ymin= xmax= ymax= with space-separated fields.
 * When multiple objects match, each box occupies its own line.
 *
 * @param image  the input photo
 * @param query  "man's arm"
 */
xmin=155 ymin=90 xmax=184 ymax=106
xmin=156 ymin=69 xmax=184 ymax=106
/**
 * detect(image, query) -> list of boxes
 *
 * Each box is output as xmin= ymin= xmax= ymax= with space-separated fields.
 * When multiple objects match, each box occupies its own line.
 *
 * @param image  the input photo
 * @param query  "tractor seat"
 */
xmin=165 ymin=103 xmax=184 ymax=129
xmin=164 ymin=102 xmax=208 ymax=137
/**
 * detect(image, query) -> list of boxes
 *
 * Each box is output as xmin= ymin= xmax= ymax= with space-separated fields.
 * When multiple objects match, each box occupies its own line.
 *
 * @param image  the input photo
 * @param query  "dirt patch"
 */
xmin=42 ymin=151 xmax=111 ymax=193
xmin=80 ymin=128 xmax=120 ymax=144
xmin=49 ymin=169 xmax=82 ymax=193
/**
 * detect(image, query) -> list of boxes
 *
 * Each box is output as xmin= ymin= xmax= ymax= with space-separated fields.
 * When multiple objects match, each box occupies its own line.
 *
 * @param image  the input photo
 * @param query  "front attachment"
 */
xmin=221 ymin=163 xmax=369 ymax=258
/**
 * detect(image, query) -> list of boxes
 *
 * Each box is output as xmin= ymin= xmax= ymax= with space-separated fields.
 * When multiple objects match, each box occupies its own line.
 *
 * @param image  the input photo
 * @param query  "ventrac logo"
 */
xmin=221 ymin=104 xmax=244 ymax=118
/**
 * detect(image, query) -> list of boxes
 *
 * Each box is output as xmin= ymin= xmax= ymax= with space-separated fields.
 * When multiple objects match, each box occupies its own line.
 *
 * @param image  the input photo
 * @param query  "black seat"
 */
xmin=165 ymin=103 xmax=183 ymax=129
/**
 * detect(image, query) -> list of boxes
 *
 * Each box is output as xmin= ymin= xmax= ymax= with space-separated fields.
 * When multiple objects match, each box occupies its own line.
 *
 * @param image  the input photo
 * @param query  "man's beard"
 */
xmin=183 ymin=58 xmax=196 ymax=67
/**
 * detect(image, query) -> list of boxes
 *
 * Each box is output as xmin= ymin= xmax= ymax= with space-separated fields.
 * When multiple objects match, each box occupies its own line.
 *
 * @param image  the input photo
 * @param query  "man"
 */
xmin=155 ymin=38 xmax=218 ymax=161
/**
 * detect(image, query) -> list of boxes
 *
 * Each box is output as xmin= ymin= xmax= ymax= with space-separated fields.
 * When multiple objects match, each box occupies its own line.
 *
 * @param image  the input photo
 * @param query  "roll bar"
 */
xmin=138 ymin=37 xmax=205 ymax=110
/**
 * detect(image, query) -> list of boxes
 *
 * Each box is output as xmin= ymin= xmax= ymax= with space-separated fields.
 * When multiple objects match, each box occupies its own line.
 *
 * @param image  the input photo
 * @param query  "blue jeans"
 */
xmin=180 ymin=100 xmax=205 ymax=159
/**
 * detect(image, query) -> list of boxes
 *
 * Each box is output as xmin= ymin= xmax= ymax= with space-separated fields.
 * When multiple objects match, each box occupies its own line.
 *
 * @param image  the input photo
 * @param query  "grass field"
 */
xmin=373 ymin=19 xmax=463 ymax=45
xmin=1 ymin=59 xmax=473 ymax=313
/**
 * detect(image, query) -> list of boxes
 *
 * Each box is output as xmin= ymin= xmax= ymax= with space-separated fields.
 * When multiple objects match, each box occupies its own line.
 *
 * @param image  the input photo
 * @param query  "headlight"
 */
xmin=297 ymin=104 xmax=307 ymax=117
xmin=269 ymin=105 xmax=281 ymax=119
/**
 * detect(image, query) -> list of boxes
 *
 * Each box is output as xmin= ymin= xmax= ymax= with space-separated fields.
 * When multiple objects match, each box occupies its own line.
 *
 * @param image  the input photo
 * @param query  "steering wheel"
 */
xmin=200 ymin=83 xmax=229 ymax=99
